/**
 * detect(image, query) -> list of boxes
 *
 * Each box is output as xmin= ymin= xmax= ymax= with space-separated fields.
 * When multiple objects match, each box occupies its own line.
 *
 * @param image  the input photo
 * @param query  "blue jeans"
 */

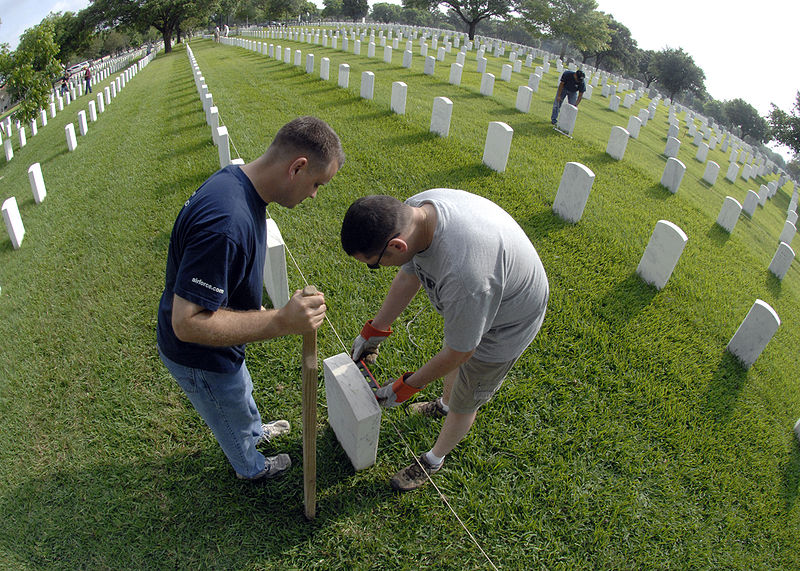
xmin=551 ymin=90 xmax=578 ymax=124
xmin=85 ymin=79 xmax=92 ymax=93
xmin=158 ymin=348 xmax=266 ymax=478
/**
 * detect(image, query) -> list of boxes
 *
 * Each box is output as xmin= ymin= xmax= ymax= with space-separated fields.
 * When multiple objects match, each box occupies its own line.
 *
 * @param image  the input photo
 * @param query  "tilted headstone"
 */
xmin=556 ymin=103 xmax=578 ymax=136
xmin=552 ymin=162 xmax=596 ymax=223
xmin=360 ymin=71 xmax=375 ymax=100
xmin=501 ymin=64 xmax=512 ymax=82
xmin=703 ymin=161 xmax=720 ymax=185
xmin=78 ymin=111 xmax=88 ymax=136
xmin=626 ymin=116 xmax=642 ymax=139
xmin=391 ymin=81 xmax=407 ymax=115
xmin=726 ymin=162 xmax=740 ymax=183
xmin=477 ymin=56 xmax=487 ymax=74
xmin=664 ymin=136 xmax=681 ymax=158
xmin=28 ymin=162 xmax=47 ymax=205
xmin=263 ymin=218 xmax=290 ymax=309
xmin=430 ymin=97 xmax=453 ymax=137
xmin=779 ymin=220 xmax=796 ymax=245
xmin=515 ymin=86 xmax=533 ymax=113
xmin=742 ymin=190 xmax=759 ymax=217
xmin=482 ymin=122 xmax=513 ymax=172
xmin=716 ymin=197 xmax=742 ymax=233
xmin=480 ymin=73 xmax=495 ymax=96
xmin=2 ymin=196 xmax=24 ymax=249
xmin=606 ymin=126 xmax=629 ymax=161
xmin=323 ymin=353 xmax=381 ymax=471
xmin=695 ymin=142 xmax=709 ymax=163
xmin=609 ymin=95 xmax=620 ymax=112
xmin=660 ymin=158 xmax=686 ymax=193
xmin=768 ymin=242 xmax=795 ymax=280
xmin=216 ymin=126 xmax=230 ymax=168
xmin=65 ymin=123 xmax=77 ymax=151
xmin=528 ymin=73 xmax=541 ymax=92
xmin=726 ymin=300 xmax=780 ymax=369
xmin=636 ymin=220 xmax=688 ymax=290
xmin=667 ymin=123 xmax=680 ymax=139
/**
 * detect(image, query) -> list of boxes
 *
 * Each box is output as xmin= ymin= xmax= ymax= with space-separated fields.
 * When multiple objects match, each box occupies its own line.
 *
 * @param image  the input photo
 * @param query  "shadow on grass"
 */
xmin=705 ymin=223 xmax=731 ymax=246
xmin=0 ymin=439 xmax=389 ymax=568
xmin=643 ymin=182 xmax=673 ymax=201
xmin=595 ymin=272 xmax=657 ymax=327
xmin=764 ymin=271 xmax=783 ymax=298
xmin=781 ymin=440 xmax=800 ymax=511
xmin=518 ymin=208 xmax=571 ymax=240
xmin=702 ymin=352 xmax=748 ymax=424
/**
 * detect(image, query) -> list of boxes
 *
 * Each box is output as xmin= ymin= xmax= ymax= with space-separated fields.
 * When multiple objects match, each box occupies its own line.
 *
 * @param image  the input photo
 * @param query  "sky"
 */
xmin=2 ymin=0 xmax=797 ymax=159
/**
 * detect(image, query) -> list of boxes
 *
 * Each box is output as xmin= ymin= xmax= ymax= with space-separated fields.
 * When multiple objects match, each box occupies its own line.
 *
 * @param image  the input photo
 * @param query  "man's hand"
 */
xmin=351 ymin=319 xmax=392 ymax=364
xmin=278 ymin=289 xmax=326 ymax=334
xmin=375 ymin=372 xmax=420 ymax=408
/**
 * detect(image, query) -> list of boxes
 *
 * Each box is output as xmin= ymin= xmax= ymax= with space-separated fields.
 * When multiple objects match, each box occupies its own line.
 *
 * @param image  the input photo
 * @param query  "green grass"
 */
xmin=0 ymin=34 xmax=798 ymax=569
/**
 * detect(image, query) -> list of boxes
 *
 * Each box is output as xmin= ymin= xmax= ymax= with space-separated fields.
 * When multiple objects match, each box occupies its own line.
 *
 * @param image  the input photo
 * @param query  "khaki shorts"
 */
xmin=448 ymin=356 xmax=518 ymax=414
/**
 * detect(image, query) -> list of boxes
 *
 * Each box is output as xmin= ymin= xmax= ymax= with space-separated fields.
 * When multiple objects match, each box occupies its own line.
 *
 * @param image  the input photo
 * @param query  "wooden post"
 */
xmin=302 ymin=285 xmax=318 ymax=519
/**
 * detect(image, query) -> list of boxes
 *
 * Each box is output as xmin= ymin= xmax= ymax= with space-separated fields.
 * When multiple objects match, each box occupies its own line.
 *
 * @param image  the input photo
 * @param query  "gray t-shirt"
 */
xmin=402 ymin=189 xmax=549 ymax=362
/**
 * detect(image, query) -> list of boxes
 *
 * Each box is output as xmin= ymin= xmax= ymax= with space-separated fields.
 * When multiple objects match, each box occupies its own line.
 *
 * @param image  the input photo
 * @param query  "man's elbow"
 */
xmin=172 ymin=313 xmax=198 ymax=343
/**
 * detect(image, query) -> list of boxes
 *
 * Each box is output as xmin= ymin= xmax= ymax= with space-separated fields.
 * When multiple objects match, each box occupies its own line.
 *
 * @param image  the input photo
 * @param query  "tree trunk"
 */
xmin=177 ymin=25 xmax=182 ymax=44
xmin=468 ymin=20 xmax=477 ymax=41
xmin=163 ymin=28 xmax=173 ymax=53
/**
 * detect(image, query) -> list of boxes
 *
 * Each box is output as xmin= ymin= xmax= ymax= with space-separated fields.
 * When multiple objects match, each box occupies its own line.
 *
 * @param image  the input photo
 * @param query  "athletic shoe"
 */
xmin=408 ymin=398 xmax=448 ymax=418
xmin=390 ymin=454 xmax=443 ymax=491
xmin=257 ymin=420 xmax=291 ymax=445
xmin=237 ymin=453 xmax=292 ymax=481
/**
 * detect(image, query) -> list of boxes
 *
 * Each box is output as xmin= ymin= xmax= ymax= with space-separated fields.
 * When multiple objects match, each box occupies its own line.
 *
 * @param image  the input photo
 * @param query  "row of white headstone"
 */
xmin=2 ymin=51 xmax=159 ymax=252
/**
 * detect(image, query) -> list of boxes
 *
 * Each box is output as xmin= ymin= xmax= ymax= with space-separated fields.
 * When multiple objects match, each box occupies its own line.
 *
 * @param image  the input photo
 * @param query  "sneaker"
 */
xmin=408 ymin=397 xmax=448 ymax=418
xmin=257 ymin=420 xmax=291 ymax=445
xmin=390 ymin=454 xmax=443 ymax=491
xmin=237 ymin=453 xmax=292 ymax=481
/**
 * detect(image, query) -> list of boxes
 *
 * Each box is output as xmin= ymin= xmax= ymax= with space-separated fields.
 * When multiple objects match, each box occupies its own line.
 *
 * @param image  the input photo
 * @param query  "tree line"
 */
xmin=0 ymin=0 xmax=798 ymax=173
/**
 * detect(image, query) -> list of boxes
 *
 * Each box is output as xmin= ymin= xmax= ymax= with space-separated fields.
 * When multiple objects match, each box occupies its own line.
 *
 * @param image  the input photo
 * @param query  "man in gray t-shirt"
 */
xmin=341 ymin=189 xmax=549 ymax=491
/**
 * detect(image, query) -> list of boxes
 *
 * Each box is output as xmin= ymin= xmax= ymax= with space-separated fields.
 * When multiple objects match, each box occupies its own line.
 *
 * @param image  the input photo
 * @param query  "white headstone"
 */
xmin=305 ymin=53 xmax=315 ymax=74
xmin=515 ymin=86 xmax=533 ymax=113
xmin=88 ymin=100 xmax=97 ymax=122
xmin=637 ymin=108 xmax=649 ymax=127
xmin=556 ymin=103 xmax=578 ymax=136
xmin=660 ymin=157 xmax=685 ymax=193
xmin=320 ymin=57 xmax=330 ymax=80
xmin=552 ymin=162 xmax=595 ymax=223
xmin=27 ymin=162 xmax=46 ymax=205
xmin=430 ymin=97 xmax=453 ymax=137
xmin=636 ymin=220 xmax=688 ymax=290
xmin=449 ymin=63 xmax=463 ymax=86
xmin=703 ymin=161 xmax=720 ymax=185
xmin=768 ymin=242 xmax=795 ymax=280
xmin=338 ymin=63 xmax=350 ymax=88
xmin=2 ymin=196 xmax=25 ymax=249
xmin=779 ymin=221 xmax=796 ymax=245
xmin=726 ymin=162 xmax=740 ymax=183
xmin=695 ymin=142 xmax=709 ymax=163
xmin=383 ymin=46 xmax=392 ymax=64
xmin=609 ymin=95 xmax=620 ymax=112
xmin=664 ymin=136 xmax=681 ymax=158
xmin=482 ymin=122 xmax=513 ymax=172
xmin=402 ymin=50 xmax=412 ymax=68
xmin=391 ymin=81 xmax=407 ymax=115
xmin=726 ymin=299 xmax=780 ymax=369
xmin=528 ymin=73 xmax=541 ymax=92
xmin=323 ymin=353 xmax=381 ymax=471
xmin=742 ymin=190 xmax=759 ymax=217
xmin=477 ymin=56 xmax=487 ymax=74
xmin=78 ymin=110 xmax=88 ymax=136
xmin=501 ymin=64 xmax=512 ymax=82
xmin=480 ymin=73 xmax=495 ymax=96
xmin=424 ymin=55 xmax=436 ymax=75
xmin=716 ymin=197 xmax=742 ymax=233
xmin=360 ymin=71 xmax=375 ymax=100
xmin=626 ymin=116 xmax=642 ymax=139
xmin=606 ymin=126 xmax=629 ymax=161
xmin=216 ymin=126 xmax=230 ymax=168
xmin=4 ymin=139 xmax=12 ymax=162
xmin=263 ymin=218 xmax=290 ymax=308
xmin=41 ymin=109 xmax=48 ymax=126
xmin=65 ymin=123 xmax=77 ymax=151
xmin=18 ymin=127 xmax=26 ymax=147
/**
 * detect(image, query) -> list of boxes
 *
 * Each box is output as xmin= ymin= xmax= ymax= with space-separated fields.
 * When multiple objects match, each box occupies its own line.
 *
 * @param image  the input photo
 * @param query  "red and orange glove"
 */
xmin=351 ymin=319 xmax=392 ymax=364
xmin=375 ymin=372 xmax=420 ymax=408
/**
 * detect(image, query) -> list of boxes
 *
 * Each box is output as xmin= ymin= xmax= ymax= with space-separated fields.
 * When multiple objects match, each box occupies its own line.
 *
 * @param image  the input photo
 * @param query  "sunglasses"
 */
xmin=367 ymin=233 xmax=400 ymax=270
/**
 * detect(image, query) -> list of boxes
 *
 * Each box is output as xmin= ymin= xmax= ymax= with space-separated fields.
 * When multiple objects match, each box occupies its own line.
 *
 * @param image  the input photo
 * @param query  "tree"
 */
xmin=0 ymin=21 xmax=62 ymax=124
xmin=45 ymin=11 xmax=93 ymax=64
xmin=342 ymin=0 xmax=369 ymax=21
xmin=583 ymin=15 xmax=636 ymax=74
xmin=263 ymin=0 xmax=304 ymax=21
xmin=723 ymin=98 xmax=769 ymax=144
xmin=322 ymin=0 xmax=343 ymax=19
xmin=636 ymin=48 xmax=657 ymax=88
xmin=769 ymin=92 xmax=800 ymax=156
xmin=521 ymin=0 xmax=610 ymax=60
xmin=404 ymin=0 xmax=512 ymax=41
xmin=648 ymin=47 xmax=705 ymax=101
xmin=372 ymin=2 xmax=404 ymax=23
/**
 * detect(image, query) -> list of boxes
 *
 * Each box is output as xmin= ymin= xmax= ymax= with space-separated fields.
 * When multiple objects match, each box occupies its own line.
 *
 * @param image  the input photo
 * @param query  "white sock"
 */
xmin=438 ymin=397 xmax=450 ymax=413
xmin=425 ymin=449 xmax=445 ymax=467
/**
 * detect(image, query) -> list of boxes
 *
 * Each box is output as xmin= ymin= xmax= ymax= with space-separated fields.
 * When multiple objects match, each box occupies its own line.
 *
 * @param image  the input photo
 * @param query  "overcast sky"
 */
xmin=3 ymin=0 xmax=796 ymax=159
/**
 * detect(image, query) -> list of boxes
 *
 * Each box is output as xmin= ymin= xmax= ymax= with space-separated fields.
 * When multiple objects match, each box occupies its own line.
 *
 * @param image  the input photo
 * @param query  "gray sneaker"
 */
xmin=237 ymin=453 xmax=292 ymax=481
xmin=408 ymin=398 xmax=448 ymax=418
xmin=390 ymin=454 xmax=443 ymax=491
xmin=257 ymin=420 xmax=291 ymax=445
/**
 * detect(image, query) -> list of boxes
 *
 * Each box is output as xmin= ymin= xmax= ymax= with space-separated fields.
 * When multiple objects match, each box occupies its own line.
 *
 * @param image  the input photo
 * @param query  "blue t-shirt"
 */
xmin=157 ymin=165 xmax=267 ymax=372
xmin=560 ymin=71 xmax=586 ymax=94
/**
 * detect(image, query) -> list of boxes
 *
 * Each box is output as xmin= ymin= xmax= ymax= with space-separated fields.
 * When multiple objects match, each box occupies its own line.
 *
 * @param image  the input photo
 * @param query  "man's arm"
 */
xmin=556 ymin=82 xmax=565 ymax=100
xmin=576 ymin=92 xmax=583 ymax=106
xmin=370 ymin=269 xmax=422 ymax=330
xmin=172 ymin=289 xmax=325 ymax=347
xmin=404 ymin=344 xmax=474 ymax=390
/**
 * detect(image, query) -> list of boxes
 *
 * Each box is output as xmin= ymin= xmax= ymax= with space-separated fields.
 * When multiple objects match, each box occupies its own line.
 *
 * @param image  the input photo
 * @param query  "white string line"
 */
xmin=192 ymin=45 xmax=500 ymax=570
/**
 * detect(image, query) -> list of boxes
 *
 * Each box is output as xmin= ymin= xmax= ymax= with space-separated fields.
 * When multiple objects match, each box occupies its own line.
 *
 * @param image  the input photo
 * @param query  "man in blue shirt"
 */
xmin=551 ymin=69 xmax=586 ymax=125
xmin=157 ymin=116 xmax=344 ymax=481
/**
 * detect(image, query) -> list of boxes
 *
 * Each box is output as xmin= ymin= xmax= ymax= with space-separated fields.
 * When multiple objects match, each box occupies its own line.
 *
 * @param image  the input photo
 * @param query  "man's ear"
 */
xmin=288 ymin=156 xmax=308 ymax=178
xmin=389 ymin=237 xmax=409 ymax=253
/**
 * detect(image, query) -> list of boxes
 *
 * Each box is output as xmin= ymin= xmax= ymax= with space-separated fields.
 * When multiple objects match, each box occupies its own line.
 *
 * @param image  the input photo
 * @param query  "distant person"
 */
xmin=224 ymin=24 xmax=229 ymax=37
xmin=84 ymin=66 xmax=92 ymax=94
xmin=341 ymin=190 xmax=549 ymax=491
xmin=214 ymin=26 xmax=220 ymax=43
xmin=157 ymin=117 xmax=345 ymax=481
xmin=60 ymin=76 xmax=69 ymax=96
xmin=551 ymin=69 xmax=585 ymax=126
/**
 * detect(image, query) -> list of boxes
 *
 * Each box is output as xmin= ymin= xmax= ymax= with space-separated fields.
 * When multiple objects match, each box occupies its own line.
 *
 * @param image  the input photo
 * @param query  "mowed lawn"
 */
xmin=0 ymin=32 xmax=798 ymax=569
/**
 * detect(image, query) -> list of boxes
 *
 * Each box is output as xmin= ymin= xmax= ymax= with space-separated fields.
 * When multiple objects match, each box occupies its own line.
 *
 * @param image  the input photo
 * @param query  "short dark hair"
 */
xmin=341 ymin=195 xmax=406 ymax=256
xmin=575 ymin=70 xmax=585 ymax=80
xmin=271 ymin=116 xmax=345 ymax=171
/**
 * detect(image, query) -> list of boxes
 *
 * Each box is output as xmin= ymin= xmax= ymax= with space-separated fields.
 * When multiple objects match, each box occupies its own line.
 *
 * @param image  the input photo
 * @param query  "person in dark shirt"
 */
xmin=157 ymin=116 xmax=344 ymax=481
xmin=551 ymin=69 xmax=586 ymax=125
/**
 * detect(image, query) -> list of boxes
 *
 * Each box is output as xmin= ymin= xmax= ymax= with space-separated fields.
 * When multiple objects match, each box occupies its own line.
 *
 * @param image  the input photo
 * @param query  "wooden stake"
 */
xmin=301 ymin=284 xmax=318 ymax=520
